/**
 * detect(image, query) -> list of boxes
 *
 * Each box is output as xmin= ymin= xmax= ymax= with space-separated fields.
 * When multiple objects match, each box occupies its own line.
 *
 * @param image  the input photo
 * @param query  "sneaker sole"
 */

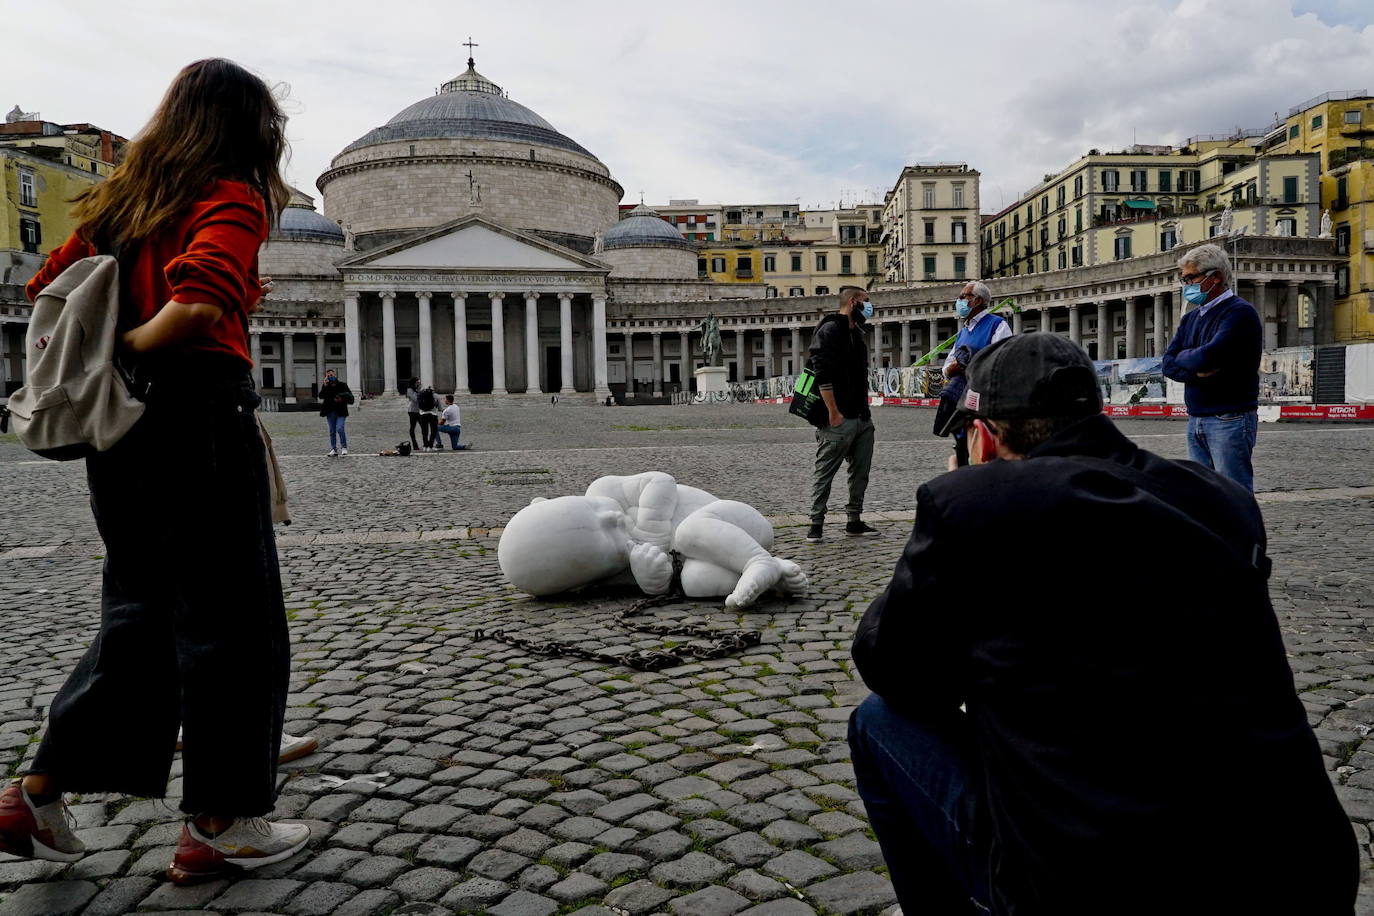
xmin=166 ymin=829 xmax=310 ymax=885
xmin=804 ymin=536 xmax=824 ymax=542
xmin=0 ymin=827 xmax=84 ymax=863
xmin=278 ymin=737 xmax=319 ymax=764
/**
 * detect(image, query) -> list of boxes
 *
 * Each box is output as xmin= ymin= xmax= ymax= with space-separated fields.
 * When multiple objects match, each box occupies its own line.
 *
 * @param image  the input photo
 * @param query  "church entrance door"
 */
xmin=396 ymin=347 xmax=413 ymax=391
xmin=545 ymin=347 xmax=561 ymax=393
xmin=467 ymin=341 xmax=493 ymax=394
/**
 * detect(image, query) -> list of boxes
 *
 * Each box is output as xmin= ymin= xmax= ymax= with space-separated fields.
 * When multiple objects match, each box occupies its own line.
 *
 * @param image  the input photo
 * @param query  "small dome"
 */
xmin=342 ymin=61 xmax=596 ymax=159
xmin=603 ymin=204 xmax=693 ymax=250
xmin=274 ymin=189 xmax=344 ymax=243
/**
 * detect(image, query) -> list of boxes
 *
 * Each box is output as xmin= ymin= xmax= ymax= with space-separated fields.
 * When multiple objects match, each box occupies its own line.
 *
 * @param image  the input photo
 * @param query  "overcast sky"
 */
xmin=9 ymin=0 xmax=1373 ymax=215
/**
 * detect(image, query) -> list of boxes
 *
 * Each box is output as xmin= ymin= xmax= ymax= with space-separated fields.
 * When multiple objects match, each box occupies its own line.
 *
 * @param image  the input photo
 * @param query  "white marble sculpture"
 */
xmin=1219 ymin=202 xmax=1234 ymax=237
xmin=1319 ymin=209 xmax=1332 ymax=239
xmin=497 ymin=472 xmax=808 ymax=609
xmin=593 ymin=230 xmax=604 ymax=255
xmin=1275 ymin=219 xmax=1291 ymax=237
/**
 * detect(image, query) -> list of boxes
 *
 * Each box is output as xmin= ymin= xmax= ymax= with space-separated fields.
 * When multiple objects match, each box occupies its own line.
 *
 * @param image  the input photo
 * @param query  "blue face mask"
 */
xmin=1182 ymin=282 xmax=1211 ymax=306
xmin=955 ymin=298 xmax=973 ymax=319
xmin=860 ymin=302 xmax=874 ymax=319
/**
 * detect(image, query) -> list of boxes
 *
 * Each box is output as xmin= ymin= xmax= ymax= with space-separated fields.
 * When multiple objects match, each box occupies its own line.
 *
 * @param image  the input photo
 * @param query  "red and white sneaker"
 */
xmin=167 ymin=817 xmax=309 ymax=885
xmin=0 ymin=781 xmax=85 ymax=862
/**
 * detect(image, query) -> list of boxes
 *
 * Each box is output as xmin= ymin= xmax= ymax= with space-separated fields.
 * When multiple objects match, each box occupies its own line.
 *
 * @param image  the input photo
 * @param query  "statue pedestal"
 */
xmin=695 ymin=366 xmax=728 ymax=393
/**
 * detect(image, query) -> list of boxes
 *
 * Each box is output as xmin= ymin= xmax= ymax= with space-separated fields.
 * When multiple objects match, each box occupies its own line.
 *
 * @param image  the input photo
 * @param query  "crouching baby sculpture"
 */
xmin=498 ymin=472 xmax=808 ymax=609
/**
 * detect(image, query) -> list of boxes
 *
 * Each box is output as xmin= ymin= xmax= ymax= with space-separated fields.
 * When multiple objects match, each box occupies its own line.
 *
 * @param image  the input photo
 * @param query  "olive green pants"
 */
xmin=810 ymin=417 xmax=875 ymax=525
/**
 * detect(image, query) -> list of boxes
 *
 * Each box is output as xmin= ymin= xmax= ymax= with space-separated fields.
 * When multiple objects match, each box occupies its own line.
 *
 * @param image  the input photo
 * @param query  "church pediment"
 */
xmin=340 ymin=216 xmax=608 ymax=273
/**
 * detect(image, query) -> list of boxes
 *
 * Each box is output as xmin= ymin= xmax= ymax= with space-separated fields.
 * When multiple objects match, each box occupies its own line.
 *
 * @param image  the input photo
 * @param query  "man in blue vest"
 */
xmin=942 ymin=280 xmax=1011 ymax=468
xmin=1162 ymin=243 xmax=1263 ymax=491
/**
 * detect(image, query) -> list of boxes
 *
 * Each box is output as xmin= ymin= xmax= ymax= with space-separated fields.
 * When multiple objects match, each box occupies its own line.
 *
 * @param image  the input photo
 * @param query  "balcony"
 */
xmin=736 ymin=270 xmax=754 ymax=278
xmin=1330 ymin=146 xmax=1374 ymax=169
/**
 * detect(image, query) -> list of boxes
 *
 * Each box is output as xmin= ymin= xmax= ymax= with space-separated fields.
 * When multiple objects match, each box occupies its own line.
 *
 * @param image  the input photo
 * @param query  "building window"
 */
xmin=815 ymin=286 xmax=829 ymax=295
xmin=1282 ymin=176 xmax=1299 ymax=203
xmin=922 ymin=255 xmax=936 ymax=280
xmin=1073 ymin=175 xmax=1084 ymax=198
xmin=840 ymin=253 xmax=852 ymax=274
xmin=19 ymin=216 xmax=41 ymax=253
xmin=1336 ymin=177 xmax=1349 ymax=210
xmin=1057 ymin=217 xmax=1066 ymax=239
xmin=924 ymin=220 xmax=936 ymax=242
xmin=922 ymin=184 xmax=936 ymax=208
xmin=737 ymin=256 xmax=753 ymax=277
xmin=815 ymin=253 xmax=828 ymax=271
xmin=1158 ymin=170 xmax=1172 ymax=192
xmin=766 ymin=287 xmax=778 ymax=298
xmin=1161 ymin=229 xmax=1176 ymax=250
xmin=952 ymin=184 xmax=965 ymax=208
xmin=788 ymin=287 xmax=804 ymax=296
xmin=763 ymin=254 xmax=776 ymax=272
xmin=1072 ymin=246 xmax=1082 ymax=266
xmin=1130 ymin=169 xmax=1147 ymax=192
xmin=1058 ymin=249 xmax=1067 ymax=269
xmin=1337 ymin=266 xmax=1350 ymax=297
xmin=18 ymin=170 xmax=37 ymax=207
xmin=711 ymin=257 xmax=726 ymax=272
xmin=1180 ymin=170 xmax=1199 ymax=192
xmin=1336 ymin=223 xmax=1351 ymax=255
xmin=698 ymin=258 xmax=708 ymax=274
xmin=1288 ymin=124 xmax=1300 ymax=139
xmin=790 ymin=254 xmax=802 ymax=272
xmin=1102 ymin=169 xmax=1119 ymax=192
xmin=1114 ymin=235 xmax=1133 ymax=259
xmin=1276 ymin=217 xmax=1297 ymax=236
xmin=1311 ymin=114 xmax=1323 ymax=130
xmin=1344 ymin=110 xmax=1362 ymax=124
xmin=726 ymin=210 xmax=741 ymax=223
xmin=867 ymin=253 xmax=878 ymax=274
xmin=953 ymin=255 xmax=966 ymax=279
xmin=1040 ymin=197 xmax=1049 ymax=218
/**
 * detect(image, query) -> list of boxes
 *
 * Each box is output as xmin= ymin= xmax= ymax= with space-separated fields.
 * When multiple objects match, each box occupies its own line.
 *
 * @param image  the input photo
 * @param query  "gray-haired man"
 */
xmin=941 ymin=280 xmax=1011 ymax=468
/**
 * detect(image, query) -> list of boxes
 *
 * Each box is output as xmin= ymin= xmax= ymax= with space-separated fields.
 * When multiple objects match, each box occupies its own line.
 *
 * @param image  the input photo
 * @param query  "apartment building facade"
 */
xmin=879 ymin=163 xmax=981 ymax=285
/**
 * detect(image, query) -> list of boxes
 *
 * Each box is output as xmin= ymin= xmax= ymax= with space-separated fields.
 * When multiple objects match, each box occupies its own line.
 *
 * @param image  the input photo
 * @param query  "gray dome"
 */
xmin=342 ymin=63 xmax=596 ymax=159
xmin=603 ymin=204 xmax=693 ymax=250
xmin=275 ymin=202 xmax=344 ymax=244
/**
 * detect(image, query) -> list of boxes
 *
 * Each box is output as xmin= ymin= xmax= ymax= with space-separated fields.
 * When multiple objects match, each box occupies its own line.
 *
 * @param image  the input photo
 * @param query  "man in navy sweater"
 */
xmin=1162 ymin=243 xmax=1263 ymax=490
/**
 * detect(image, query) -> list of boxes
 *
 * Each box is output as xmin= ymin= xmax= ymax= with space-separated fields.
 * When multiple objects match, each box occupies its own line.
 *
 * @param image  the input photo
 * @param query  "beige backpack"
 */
xmin=8 ymin=255 xmax=145 ymax=460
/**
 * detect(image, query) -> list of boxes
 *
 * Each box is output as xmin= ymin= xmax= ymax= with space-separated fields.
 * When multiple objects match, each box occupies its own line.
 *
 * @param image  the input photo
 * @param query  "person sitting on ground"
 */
xmin=437 ymin=394 xmax=465 ymax=450
xmin=849 ymin=332 xmax=1356 ymax=915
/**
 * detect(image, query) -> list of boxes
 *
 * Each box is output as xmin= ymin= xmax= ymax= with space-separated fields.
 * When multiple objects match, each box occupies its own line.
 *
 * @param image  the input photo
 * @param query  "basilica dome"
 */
xmin=603 ymin=204 xmax=694 ymax=250
xmin=319 ymin=58 xmax=622 ymax=253
xmin=599 ymin=204 xmax=698 ymax=280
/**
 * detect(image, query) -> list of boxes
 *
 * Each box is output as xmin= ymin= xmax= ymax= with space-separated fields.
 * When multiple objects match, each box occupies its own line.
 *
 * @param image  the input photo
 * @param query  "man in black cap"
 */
xmin=848 ymin=333 xmax=1355 ymax=915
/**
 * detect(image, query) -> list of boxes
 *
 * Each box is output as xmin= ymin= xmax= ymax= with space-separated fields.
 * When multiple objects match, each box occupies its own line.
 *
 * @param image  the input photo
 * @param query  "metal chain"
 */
xmin=473 ymin=552 xmax=763 ymax=672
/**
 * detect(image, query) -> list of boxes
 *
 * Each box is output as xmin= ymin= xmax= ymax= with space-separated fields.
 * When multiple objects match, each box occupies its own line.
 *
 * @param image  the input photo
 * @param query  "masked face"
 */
xmin=1181 ymin=268 xmax=1216 ymax=306
xmin=955 ymin=298 xmax=974 ymax=319
xmin=861 ymin=301 xmax=874 ymax=320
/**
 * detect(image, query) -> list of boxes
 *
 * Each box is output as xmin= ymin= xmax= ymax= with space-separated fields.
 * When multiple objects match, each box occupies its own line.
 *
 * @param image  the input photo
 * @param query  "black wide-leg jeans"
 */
xmin=31 ymin=375 xmax=289 ymax=817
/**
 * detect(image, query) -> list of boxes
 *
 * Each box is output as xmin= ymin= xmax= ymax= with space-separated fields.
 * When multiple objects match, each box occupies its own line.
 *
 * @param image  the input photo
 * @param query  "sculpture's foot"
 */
xmin=776 ymin=559 xmax=808 ymax=597
xmin=629 ymin=542 xmax=673 ymax=595
xmin=725 ymin=557 xmax=781 ymax=610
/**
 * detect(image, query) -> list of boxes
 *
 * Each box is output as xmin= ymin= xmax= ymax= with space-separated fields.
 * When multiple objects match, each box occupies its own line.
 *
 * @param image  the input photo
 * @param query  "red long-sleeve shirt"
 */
xmin=26 ymin=179 xmax=267 ymax=367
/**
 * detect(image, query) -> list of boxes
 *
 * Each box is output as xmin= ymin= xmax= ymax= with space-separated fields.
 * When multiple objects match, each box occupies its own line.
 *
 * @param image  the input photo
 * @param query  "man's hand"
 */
xmin=944 ymin=362 xmax=964 ymax=379
xmin=829 ymin=410 xmax=845 ymax=428
xmin=249 ymin=276 xmax=273 ymax=315
xmin=1197 ymin=368 xmax=1220 ymax=378
xmin=947 ymin=453 xmax=959 ymax=472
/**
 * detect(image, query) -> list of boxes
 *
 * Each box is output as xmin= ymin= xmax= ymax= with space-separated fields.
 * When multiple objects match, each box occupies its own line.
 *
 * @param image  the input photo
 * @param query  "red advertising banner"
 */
xmin=875 ymin=399 xmax=1374 ymax=420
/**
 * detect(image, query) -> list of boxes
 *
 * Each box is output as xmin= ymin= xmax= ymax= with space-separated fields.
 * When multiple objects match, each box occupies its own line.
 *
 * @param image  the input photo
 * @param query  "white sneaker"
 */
xmin=339 ymin=448 xmax=348 ymax=456
xmin=327 ymin=449 xmax=337 ymax=457
xmin=278 ymin=733 xmax=319 ymax=764
xmin=167 ymin=816 xmax=309 ymax=884
xmin=0 ymin=781 xmax=85 ymax=862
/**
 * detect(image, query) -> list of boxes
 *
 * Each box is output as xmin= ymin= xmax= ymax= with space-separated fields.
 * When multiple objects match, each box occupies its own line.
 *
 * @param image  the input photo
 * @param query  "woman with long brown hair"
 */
xmin=0 ymin=58 xmax=310 ymax=883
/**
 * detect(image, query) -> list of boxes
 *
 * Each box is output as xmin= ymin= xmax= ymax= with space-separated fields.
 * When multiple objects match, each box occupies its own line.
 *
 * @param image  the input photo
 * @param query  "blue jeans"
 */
xmin=437 ymin=424 xmax=462 ymax=449
xmin=1186 ymin=410 xmax=1257 ymax=491
xmin=327 ymin=413 xmax=348 ymax=450
xmin=849 ymin=695 xmax=990 ymax=914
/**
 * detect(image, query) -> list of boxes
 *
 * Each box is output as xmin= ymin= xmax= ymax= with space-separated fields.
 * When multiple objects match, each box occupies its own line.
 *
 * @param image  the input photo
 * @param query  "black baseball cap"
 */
xmin=937 ymin=332 xmax=1102 ymax=436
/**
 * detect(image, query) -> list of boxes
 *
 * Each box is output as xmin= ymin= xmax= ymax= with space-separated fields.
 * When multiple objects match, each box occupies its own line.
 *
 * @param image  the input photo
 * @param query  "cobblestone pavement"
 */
xmin=1 ymin=404 xmax=1372 ymax=915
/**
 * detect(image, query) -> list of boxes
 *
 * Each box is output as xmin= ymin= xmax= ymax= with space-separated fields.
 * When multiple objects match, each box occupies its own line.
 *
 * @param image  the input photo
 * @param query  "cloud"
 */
xmin=8 ymin=0 xmax=1372 ymax=217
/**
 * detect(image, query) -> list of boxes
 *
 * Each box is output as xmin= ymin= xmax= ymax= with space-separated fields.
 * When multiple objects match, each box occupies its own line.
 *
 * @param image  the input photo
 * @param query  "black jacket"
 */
xmin=808 ymin=313 xmax=870 ymax=421
xmin=318 ymin=379 xmax=353 ymax=417
xmin=853 ymin=415 xmax=1356 ymax=915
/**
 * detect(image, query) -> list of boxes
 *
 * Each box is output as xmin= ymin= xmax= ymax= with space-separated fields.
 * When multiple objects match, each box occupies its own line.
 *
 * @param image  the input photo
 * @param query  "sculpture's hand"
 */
xmin=630 ymin=543 xmax=674 ymax=595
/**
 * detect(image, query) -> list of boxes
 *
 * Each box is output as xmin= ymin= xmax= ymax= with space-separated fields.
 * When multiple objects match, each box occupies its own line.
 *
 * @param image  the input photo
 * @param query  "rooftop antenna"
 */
xmin=463 ymin=36 xmax=479 ymax=68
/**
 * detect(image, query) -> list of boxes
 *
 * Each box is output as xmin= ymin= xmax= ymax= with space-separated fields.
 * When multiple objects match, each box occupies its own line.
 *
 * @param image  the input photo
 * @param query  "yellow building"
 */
xmin=1260 ymin=92 xmax=1374 ymax=340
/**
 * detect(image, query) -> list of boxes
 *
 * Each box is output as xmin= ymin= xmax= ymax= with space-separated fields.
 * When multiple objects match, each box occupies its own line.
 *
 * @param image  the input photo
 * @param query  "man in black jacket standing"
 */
xmin=849 ymin=333 xmax=1355 ymax=915
xmin=806 ymin=286 xmax=880 ymax=542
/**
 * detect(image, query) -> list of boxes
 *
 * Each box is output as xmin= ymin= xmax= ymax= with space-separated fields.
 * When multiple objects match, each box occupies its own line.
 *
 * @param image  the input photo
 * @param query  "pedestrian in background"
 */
xmin=940 ymin=280 xmax=1010 ymax=469
xmin=1162 ymin=243 xmax=1263 ymax=491
xmin=437 ymin=393 xmax=465 ymax=450
xmin=415 ymin=382 xmax=440 ymax=450
xmin=318 ymin=368 xmax=353 ymax=457
xmin=405 ymin=376 xmax=424 ymax=451
xmin=0 ymin=57 xmax=310 ymax=883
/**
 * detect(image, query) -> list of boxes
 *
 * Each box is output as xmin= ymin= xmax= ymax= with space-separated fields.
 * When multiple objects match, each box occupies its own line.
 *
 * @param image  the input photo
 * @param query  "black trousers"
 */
xmin=418 ymin=414 xmax=437 ymax=448
xmin=32 ymin=374 xmax=289 ymax=816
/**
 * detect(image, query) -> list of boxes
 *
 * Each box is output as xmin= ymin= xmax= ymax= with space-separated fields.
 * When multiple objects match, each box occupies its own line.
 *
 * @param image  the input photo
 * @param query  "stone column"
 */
xmin=592 ymin=294 xmax=609 ymax=397
xmin=1069 ymin=304 xmax=1081 ymax=345
xmin=1096 ymin=302 xmax=1109 ymax=360
xmin=1317 ymin=281 xmax=1336 ymax=346
xmin=1284 ymin=279 xmax=1301 ymax=347
xmin=679 ymin=330 xmax=691 ymax=383
xmin=1013 ymin=310 xmax=1024 ymax=334
xmin=791 ymin=327 xmax=803 ymax=373
xmin=381 ymin=290 xmax=397 ymax=396
xmin=1040 ymin=307 xmax=1053 ymax=334
xmin=452 ymin=291 xmax=469 ymax=394
xmin=762 ymin=328 xmax=774 ymax=378
xmin=557 ymin=293 xmax=574 ymax=394
xmin=314 ymin=331 xmax=326 ymax=394
xmin=651 ymin=331 xmax=664 ymax=394
xmin=417 ymin=291 xmax=434 ymax=387
xmin=1124 ymin=297 xmax=1138 ymax=359
xmin=344 ymin=293 xmax=361 ymax=390
xmin=490 ymin=292 xmax=508 ymax=395
xmin=1152 ymin=293 xmax=1167 ymax=356
xmin=249 ymin=331 xmax=263 ymax=390
xmin=900 ymin=321 xmax=911 ymax=365
xmin=282 ymin=332 xmax=296 ymax=402
xmin=928 ymin=319 xmax=940 ymax=355
xmin=523 ymin=291 xmax=540 ymax=393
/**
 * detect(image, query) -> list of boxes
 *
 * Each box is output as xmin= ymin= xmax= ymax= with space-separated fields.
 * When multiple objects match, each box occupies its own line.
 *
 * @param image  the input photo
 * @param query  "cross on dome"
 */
xmin=463 ymin=36 xmax=479 ymax=68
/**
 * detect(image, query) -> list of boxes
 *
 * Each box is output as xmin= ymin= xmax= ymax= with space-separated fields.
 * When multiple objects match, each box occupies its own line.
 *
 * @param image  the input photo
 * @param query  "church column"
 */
xmin=524 ymin=291 xmax=540 ymax=393
xmin=763 ymin=327 xmax=774 ymax=378
xmin=928 ymin=318 xmax=940 ymax=357
xmin=1012 ymin=310 xmax=1024 ymax=334
xmin=381 ymin=290 xmax=397 ymax=395
xmin=592 ymin=294 xmax=609 ymax=397
xmin=452 ymin=291 xmax=469 ymax=394
xmin=343 ymin=293 xmax=361 ymax=390
xmin=417 ymin=291 xmax=434 ymax=387
xmin=558 ymin=293 xmax=574 ymax=394
xmin=652 ymin=331 xmax=663 ymax=395
xmin=282 ymin=331 xmax=296 ymax=403
xmin=900 ymin=321 xmax=911 ymax=366
xmin=791 ymin=327 xmax=803 ymax=373
xmin=249 ymin=331 xmax=263 ymax=390
xmin=1040 ymin=306 xmax=1054 ymax=334
xmin=490 ymin=292 xmax=508 ymax=395
xmin=314 ymin=331 xmax=326 ymax=394
xmin=1317 ymin=280 xmax=1336 ymax=346
xmin=1068 ymin=303 xmax=1081 ymax=345
xmin=679 ymin=329 xmax=690 ymax=384
xmin=1124 ymin=297 xmax=1138 ymax=359
xmin=1152 ymin=293 xmax=1167 ymax=356
xmin=1096 ymin=301 xmax=1109 ymax=361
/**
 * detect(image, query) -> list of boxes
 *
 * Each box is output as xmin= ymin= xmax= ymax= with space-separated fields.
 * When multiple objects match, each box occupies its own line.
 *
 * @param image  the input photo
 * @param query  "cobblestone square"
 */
xmin=1 ymin=404 xmax=1372 ymax=915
